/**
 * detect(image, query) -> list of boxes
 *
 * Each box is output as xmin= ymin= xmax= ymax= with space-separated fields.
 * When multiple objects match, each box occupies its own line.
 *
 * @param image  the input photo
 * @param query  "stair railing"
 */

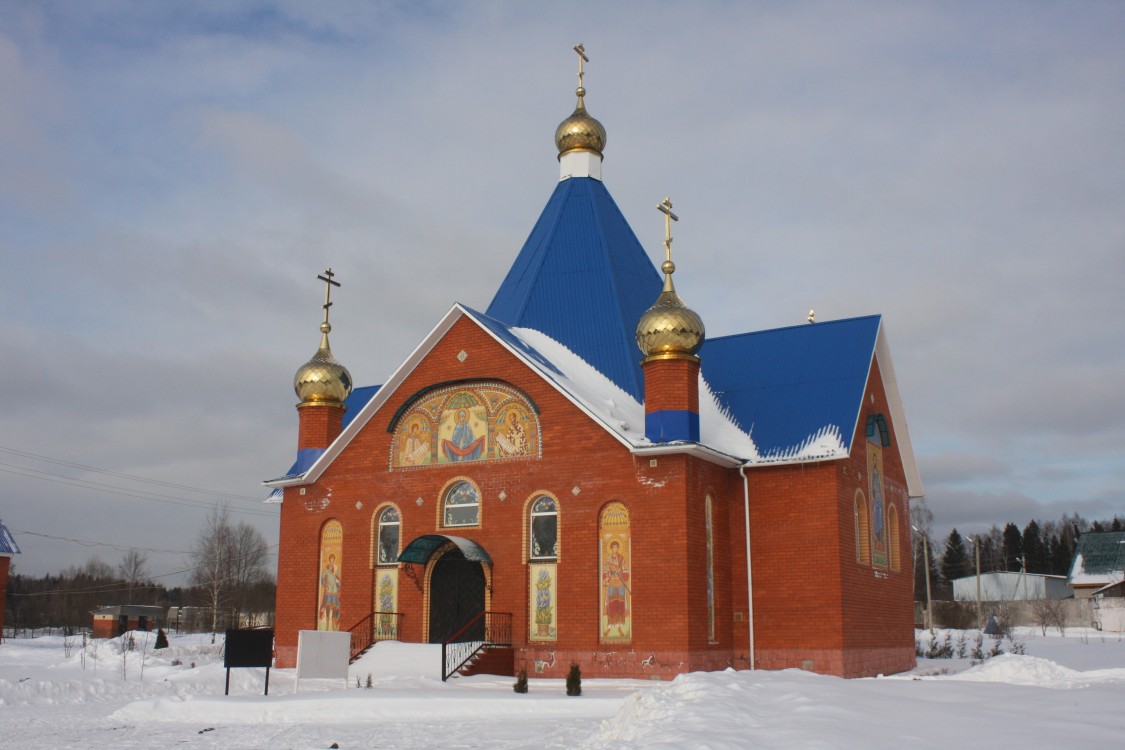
xmin=441 ymin=611 xmax=513 ymax=681
xmin=346 ymin=611 xmax=403 ymax=662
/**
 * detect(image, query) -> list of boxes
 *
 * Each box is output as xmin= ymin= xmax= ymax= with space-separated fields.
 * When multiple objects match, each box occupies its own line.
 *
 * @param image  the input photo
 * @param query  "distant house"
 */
xmin=0 ymin=519 xmax=21 ymax=641
xmin=91 ymin=605 xmax=164 ymax=639
xmin=952 ymin=571 xmax=1070 ymax=601
xmin=1067 ymin=531 xmax=1125 ymax=599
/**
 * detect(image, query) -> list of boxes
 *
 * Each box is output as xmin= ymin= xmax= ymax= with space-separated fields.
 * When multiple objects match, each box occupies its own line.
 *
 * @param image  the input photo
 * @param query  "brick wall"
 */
xmin=274 ymin=315 xmax=916 ymax=678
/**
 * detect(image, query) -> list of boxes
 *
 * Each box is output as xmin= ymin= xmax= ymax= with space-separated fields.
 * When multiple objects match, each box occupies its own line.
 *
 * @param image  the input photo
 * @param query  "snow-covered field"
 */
xmin=2 ymin=628 xmax=1124 ymax=749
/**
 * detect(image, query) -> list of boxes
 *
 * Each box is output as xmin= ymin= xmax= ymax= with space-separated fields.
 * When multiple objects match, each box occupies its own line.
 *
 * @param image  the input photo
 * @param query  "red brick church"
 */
xmin=266 ymin=51 xmax=923 ymax=679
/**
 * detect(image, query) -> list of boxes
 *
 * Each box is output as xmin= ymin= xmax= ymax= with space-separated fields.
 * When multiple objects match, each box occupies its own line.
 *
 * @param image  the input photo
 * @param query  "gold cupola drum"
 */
xmin=635 ymin=199 xmax=705 ymax=361
xmin=636 ymin=199 xmax=705 ymax=443
xmin=294 ymin=269 xmax=353 ymax=408
xmin=555 ymin=43 xmax=607 ymax=181
xmin=294 ymin=269 xmax=352 ymax=452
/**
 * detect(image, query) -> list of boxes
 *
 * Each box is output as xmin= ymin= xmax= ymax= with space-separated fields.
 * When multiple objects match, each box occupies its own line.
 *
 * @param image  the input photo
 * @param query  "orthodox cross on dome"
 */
xmin=317 ymin=268 xmax=341 ymax=328
xmin=657 ymin=197 xmax=679 ymax=267
xmin=573 ymin=43 xmax=589 ymax=91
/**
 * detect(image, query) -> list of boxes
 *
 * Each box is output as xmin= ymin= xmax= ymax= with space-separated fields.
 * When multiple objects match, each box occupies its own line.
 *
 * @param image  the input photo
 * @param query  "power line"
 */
xmin=0 ymin=445 xmax=267 ymax=504
xmin=10 ymin=529 xmax=192 ymax=555
xmin=0 ymin=464 xmax=278 ymax=518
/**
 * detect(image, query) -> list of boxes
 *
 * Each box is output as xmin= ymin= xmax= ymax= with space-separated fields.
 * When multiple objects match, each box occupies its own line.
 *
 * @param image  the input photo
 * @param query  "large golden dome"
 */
xmin=555 ymin=87 xmax=606 ymax=157
xmin=294 ymin=322 xmax=353 ymax=406
xmin=636 ymin=261 xmax=706 ymax=358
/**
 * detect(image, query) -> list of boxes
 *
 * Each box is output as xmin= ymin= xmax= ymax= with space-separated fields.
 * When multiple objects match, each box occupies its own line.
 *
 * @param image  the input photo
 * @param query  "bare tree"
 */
xmin=1030 ymin=598 xmax=1067 ymax=636
xmin=117 ymin=549 xmax=150 ymax=605
xmin=190 ymin=505 xmax=271 ymax=632
xmin=192 ymin=506 xmax=233 ymax=633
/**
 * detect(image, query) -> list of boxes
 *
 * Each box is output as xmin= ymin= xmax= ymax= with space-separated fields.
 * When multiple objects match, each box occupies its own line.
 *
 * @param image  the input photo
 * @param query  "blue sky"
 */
xmin=1 ymin=1 xmax=1123 ymax=581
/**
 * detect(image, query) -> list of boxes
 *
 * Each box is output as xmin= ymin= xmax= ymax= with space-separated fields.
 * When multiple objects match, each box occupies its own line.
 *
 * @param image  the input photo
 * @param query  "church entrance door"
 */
xmin=428 ymin=546 xmax=486 ymax=643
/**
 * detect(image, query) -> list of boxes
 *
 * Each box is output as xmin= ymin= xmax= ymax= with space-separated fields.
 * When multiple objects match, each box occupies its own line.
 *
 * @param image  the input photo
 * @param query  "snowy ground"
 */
xmin=2 ymin=628 xmax=1124 ymax=749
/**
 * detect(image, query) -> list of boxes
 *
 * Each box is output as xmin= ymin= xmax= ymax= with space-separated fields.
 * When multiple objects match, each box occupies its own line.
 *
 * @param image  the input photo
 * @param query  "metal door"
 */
xmin=428 ymin=547 xmax=485 ymax=643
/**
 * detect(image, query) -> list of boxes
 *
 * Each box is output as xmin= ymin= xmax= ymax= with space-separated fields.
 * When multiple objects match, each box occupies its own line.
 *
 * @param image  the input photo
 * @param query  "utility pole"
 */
xmin=913 ymin=526 xmax=933 ymax=632
xmin=924 ymin=534 xmax=933 ymax=631
xmin=975 ymin=536 xmax=982 ymax=629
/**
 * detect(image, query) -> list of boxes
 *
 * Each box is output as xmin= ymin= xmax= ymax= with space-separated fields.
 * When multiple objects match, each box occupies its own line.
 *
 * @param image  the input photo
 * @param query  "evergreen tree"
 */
xmin=1021 ymin=521 xmax=1048 ymax=574
xmin=1001 ymin=523 xmax=1023 ymax=572
xmin=940 ymin=529 xmax=972 ymax=584
xmin=1048 ymin=534 xmax=1073 ymax=577
xmin=978 ymin=536 xmax=997 ymax=574
xmin=1113 ymin=516 xmax=1123 ymax=532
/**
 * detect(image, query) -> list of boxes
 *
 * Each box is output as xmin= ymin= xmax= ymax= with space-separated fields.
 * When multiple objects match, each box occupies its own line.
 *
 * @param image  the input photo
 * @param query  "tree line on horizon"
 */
xmin=3 ymin=507 xmax=274 ymax=634
xmin=911 ymin=506 xmax=1123 ymax=601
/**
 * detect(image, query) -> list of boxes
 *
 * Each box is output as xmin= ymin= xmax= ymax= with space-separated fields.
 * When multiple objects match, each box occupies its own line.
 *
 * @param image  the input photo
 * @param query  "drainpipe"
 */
xmin=739 ymin=463 xmax=755 ymax=670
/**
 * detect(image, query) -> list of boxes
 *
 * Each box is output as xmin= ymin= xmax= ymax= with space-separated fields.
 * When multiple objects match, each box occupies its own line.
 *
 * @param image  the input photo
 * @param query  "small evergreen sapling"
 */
xmin=155 ymin=628 xmax=169 ymax=650
xmin=513 ymin=667 xmax=528 ymax=694
xmin=971 ymin=632 xmax=985 ymax=661
xmin=566 ymin=663 xmax=582 ymax=696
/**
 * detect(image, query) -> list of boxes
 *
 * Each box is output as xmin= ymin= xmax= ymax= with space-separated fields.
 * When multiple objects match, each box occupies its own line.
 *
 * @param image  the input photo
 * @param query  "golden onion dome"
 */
xmin=635 ymin=259 xmax=706 ymax=358
xmin=555 ymin=86 xmax=607 ymax=158
xmin=294 ymin=322 xmax=353 ymax=406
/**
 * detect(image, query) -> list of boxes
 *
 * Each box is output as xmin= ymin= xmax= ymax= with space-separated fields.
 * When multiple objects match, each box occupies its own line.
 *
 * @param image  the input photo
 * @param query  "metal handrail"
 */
xmin=346 ymin=611 xmax=403 ymax=662
xmin=441 ymin=611 xmax=512 ymax=681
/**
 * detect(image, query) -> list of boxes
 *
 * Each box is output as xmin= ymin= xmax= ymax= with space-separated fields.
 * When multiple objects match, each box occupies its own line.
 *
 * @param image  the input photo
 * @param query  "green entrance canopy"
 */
xmin=398 ymin=534 xmax=492 ymax=564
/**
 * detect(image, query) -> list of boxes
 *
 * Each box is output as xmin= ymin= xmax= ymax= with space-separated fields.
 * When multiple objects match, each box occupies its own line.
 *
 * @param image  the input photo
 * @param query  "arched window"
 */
xmin=442 ymin=479 xmax=480 ymax=527
xmin=855 ymin=490 xmax=870 ymax=565
xmin=529 ymin=495 xmax=558 ymax=560
xmin=887 ymin=504 xmax=901 ymax=572
xmin=377 ymin=506 xmax=400 ymax=565
xmin=866 ymin=413 xmax=891 ymax=447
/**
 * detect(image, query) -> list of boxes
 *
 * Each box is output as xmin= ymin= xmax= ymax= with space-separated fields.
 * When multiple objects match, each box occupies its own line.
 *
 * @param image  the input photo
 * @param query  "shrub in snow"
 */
xmin=925 ymin=633 xmax=954 ymax=659
xmin=155 ymin=628 xmax=169 ymax=650
xmin=988 ymin=635 xmax=1004 ymax=658
xmin=956 ymin=633 xmax=967 ymax=659
xmin=513 ymin=668 xmax=528 ymax=694
xmin=566 ymin=663 xmax=581 ymax=696
xmin=971 ymin=632 xmax=985 ymax=661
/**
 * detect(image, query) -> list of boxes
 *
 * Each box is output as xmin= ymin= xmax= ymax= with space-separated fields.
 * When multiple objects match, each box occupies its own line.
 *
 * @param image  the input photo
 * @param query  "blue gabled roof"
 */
xmin=0 ymin=519 xmax=22 ymax=555
xmin=264 ymin=385 xmax=381 ymax=495
xmin=701 ymin=315 xmax=881 ymax=458
xmin=486 ymin=177 xmax=662 ymax=401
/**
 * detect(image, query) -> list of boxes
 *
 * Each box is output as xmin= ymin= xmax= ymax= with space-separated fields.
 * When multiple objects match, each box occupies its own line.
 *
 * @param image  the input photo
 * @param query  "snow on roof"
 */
xmin=506 ymin=324 xmax=762 ymax=461
xmin=1067 ymin=532 xmax=1125 ymax=587
xmin=267 ymin=301 xmax=918 ymax=490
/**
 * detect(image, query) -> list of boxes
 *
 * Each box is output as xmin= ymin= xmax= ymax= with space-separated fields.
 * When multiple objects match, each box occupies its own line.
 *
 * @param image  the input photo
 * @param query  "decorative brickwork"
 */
xmin=273 ymin=316 xmax=915 ymax=678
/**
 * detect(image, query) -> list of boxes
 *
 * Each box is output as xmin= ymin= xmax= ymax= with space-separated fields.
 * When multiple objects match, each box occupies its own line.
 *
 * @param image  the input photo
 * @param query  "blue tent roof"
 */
xmin=700 ymin=316 xmax=880 ymax=457
xmin=486 ymin=177 xmax=661 ymax=401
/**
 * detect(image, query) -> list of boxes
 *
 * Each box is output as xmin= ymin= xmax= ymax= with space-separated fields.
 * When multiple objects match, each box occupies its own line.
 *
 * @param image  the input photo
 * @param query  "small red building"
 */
xmin=267 ymin=55 xmax=923 ymax=679
xmin=91 ymin=605 xmax=164 ymax=639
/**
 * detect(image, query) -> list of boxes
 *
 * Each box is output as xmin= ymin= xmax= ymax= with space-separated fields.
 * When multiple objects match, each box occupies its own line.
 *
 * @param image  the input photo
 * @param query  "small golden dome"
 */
xmin=294 ymin=322 xmax=353 ymax=406
xmin=636 ymin=198 xmax=705 ymax=358
xmin=636 ymin=286 xmax=706 ymax=358
xmin=555 ymin=88 xmax=606 ymax=157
